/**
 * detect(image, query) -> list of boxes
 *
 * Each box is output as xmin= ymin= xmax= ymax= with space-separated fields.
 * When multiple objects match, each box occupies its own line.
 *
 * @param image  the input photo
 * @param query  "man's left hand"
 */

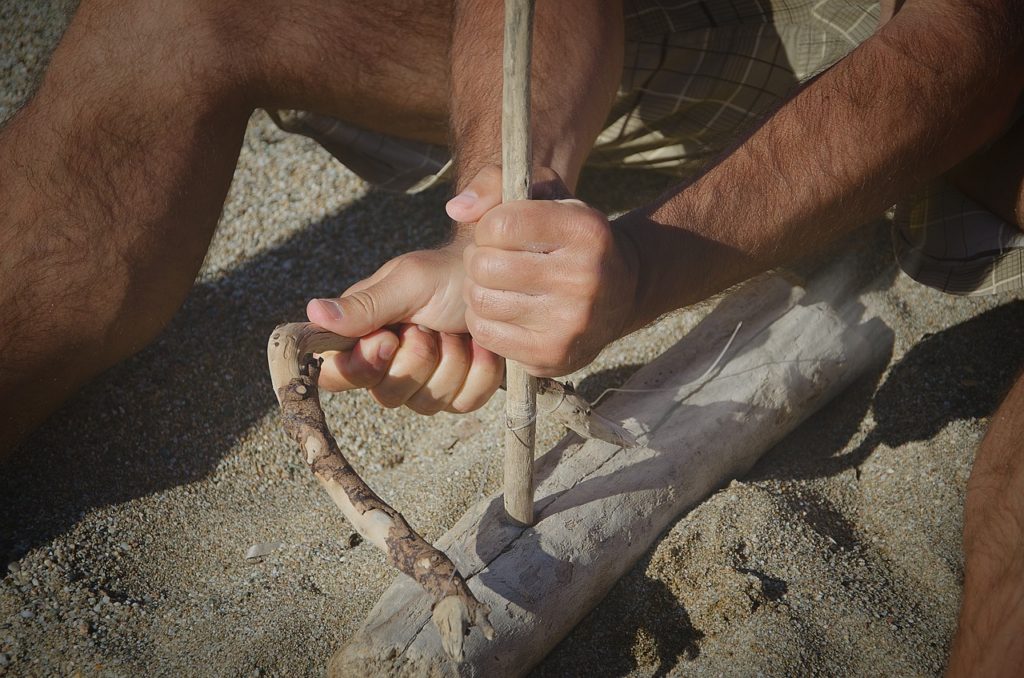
xmin=463 ymin=194 xmax=639 ymax=377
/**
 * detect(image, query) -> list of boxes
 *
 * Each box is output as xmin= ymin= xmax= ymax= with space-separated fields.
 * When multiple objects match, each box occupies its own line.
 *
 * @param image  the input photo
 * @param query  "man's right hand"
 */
xmin=305 ymin=168 xmax=511 ymax=415
xmin=305 ymin=244 xmax=503 ymax=415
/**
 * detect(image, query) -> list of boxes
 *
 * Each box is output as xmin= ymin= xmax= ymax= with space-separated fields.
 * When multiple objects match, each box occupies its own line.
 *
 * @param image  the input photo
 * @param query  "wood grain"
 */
xmin=501 ymin=0 xmax=538 ymax=527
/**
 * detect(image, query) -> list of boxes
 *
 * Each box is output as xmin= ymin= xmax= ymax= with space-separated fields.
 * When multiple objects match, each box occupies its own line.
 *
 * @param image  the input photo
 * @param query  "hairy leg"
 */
xmin=0 ymin=0 xmax=452 ymax=456
xmin=948 ymin=371 xmax=1024 ymax=677
xmin=0 ymin=0 xmax=253 ymax=453
xmin=234 ymin=0 xmax=452 ymax=144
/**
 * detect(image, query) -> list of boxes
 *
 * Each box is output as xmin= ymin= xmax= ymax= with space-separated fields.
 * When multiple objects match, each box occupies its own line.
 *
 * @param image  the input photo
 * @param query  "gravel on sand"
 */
xmin=3 ymin=4 xmax=1023 ymax=676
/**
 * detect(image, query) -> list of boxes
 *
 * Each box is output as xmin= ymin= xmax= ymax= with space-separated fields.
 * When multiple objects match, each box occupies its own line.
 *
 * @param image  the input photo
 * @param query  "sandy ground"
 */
xmin=3 ymin=4 xmax=1024 ymax=677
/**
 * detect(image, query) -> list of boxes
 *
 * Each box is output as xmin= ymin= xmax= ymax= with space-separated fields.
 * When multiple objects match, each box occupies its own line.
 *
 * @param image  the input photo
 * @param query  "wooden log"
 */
xmin=501 ymin=0 xmax=538 ymax=527
xmin=328 ymin=254 xmax=894 ymax=677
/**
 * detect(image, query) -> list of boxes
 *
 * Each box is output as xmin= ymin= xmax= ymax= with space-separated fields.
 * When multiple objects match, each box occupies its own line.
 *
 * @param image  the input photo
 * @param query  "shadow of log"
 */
xmin=533 ymin=566 xmax=703 ymax=678
xmin=752 ymin=299 xmax=1024 ymax=482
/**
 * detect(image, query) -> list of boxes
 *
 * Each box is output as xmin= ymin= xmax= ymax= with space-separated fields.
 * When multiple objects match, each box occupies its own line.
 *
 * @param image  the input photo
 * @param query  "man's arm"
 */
xmin=622 ymin=0 xmax=1024 ymax=329
xmin=463 ymin=0 xmax=1024 ymax=373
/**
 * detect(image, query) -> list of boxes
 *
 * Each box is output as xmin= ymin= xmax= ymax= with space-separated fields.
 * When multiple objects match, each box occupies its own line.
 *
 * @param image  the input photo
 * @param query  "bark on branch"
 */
xmin=266 ymin=324 xmax=633 ymax=661
xmin=267 ymin=324 xmax=493 ymax=661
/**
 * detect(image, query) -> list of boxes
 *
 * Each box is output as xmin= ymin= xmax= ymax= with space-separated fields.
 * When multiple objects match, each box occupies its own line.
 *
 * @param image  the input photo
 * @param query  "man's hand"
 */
xmin=303 ymin=168 xmax=514 ymax=414
xmin=306 ymin=243 xmax=504 ymax=414
xmin=463 ymin=189 xmax=639 ymax=378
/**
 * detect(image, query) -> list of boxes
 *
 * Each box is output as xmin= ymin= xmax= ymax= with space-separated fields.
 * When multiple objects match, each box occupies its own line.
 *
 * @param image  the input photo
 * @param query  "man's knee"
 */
xmin=56 ymin=0 xmax=254 ymax=108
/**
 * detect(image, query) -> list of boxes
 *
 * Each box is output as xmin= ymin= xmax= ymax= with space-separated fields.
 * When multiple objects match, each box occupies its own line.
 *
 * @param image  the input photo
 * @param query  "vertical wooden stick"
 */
xmin=502 ymin=0 xmax=537 ymax=527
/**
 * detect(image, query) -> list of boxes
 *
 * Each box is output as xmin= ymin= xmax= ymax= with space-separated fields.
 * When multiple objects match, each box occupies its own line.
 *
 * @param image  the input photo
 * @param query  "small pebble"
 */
xmin=244 ymin=542 xmax=283 ymax=561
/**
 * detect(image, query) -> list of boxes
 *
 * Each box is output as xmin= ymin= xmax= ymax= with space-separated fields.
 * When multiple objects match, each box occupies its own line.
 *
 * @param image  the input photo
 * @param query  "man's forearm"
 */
xmin=449 ymin=0 xmax=623 ymax=202
xmin=620 ymin=0 xmax=1024 ymax=329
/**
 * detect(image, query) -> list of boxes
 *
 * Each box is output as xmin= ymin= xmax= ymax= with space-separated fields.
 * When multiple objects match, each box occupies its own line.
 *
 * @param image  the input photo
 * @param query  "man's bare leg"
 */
xmin=948 ymin=371 xmax=1024 ymax=676
xmin=0 ymin=0 xmax=452 ymax=455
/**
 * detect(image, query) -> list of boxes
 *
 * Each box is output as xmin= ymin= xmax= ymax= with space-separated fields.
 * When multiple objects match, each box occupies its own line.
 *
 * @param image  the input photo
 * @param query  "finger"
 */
xmin=530 ymin=167 xmax=573 ymax=201
xmin=317 ymin=329 xmax=400 ymax=392
xmin=465 ymin=309 xmax=542 ymax=368
xmin=463 ymin=279 xmax=539 ymax=324
xmin=474 ymin=200 xmax=567 ymax=252
xmin=369 ymin=325 xmax=440 ymax=408
xmin=446 ymin=165 xmax=503 ymax=223
xmin=445 ymin=166 xmax=572 ymax=224
xmin=307 ymin=274 xmax=422 ymax=338
xmin=447 ymin=339 xmax=505 ymax=413
xmin=405 ymin=332 xmax=473 ymax=415
xmin=463 ymin=244 xmax=551 ymax=294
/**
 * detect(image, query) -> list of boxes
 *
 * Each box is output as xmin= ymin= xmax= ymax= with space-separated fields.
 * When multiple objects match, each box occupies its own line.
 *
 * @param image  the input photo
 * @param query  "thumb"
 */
xmin=446 ymin=165 xmax=503 ymax=223
xmin=307 ymin=277 xmax=419 ymax=338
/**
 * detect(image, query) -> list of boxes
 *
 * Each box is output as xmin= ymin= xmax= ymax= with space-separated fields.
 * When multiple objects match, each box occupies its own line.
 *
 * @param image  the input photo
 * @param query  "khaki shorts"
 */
xmin=272 ymin=0 xmax=1024 ymax=296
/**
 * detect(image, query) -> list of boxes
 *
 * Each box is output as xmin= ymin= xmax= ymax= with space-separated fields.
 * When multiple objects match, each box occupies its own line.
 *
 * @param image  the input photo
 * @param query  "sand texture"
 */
xmin=3 ymin=4 xmax=1024 ymax=677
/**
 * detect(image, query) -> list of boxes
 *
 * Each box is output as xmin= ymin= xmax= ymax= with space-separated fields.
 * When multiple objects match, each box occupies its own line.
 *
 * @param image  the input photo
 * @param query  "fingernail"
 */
xmin=378 ymin=341 xmax=397 ymax=363
xmin=416 ymin=324 xmax=434 ymax=334
xmin=447 ymin=189 xmax=478 ymax=213
xmin=314 ymin=298 xmax=343 ymax=320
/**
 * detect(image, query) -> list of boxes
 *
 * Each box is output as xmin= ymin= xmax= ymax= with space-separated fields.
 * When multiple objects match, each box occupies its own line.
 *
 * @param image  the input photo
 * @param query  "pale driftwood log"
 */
xmin=266 ymin=325 xmax=635 ymax=661
xmin=501 ymin=0 xmax=538 ymax=527
xmin=329 ymin=254 xmax=894 ymax=677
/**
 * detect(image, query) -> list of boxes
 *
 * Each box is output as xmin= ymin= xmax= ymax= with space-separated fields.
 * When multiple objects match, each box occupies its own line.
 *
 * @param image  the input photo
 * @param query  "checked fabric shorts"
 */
xmin=271 ymin=0 xmax=1024 ymax=297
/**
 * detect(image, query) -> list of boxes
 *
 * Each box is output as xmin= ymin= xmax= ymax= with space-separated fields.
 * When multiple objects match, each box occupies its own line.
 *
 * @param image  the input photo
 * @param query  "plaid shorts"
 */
xmin=272 ymin=0 xmax=1024 ymax=296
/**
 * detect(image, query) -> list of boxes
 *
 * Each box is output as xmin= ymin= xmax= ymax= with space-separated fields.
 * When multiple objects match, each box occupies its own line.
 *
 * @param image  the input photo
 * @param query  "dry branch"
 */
xmin=266 ymin=325 xmax=634 ymax=661
xmin=267 ymin=324 xmax=493 ymax=661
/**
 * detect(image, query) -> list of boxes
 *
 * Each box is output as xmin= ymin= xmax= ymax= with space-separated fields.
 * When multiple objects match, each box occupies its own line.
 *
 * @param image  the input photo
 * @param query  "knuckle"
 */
xmin=450 ymin=391 xmax=488 ymax=414
xmin=371 ymin=388 xmax=405 ymax=409
xmin=440 ymin=333 xmax=472 ymax=372
xmin=535 ymin=166 xmax=560 ymax=183
xmin=540 ymin=341 xmax=574 ymax=375
xmin=468 ymin=251 xmax=498 ymax=281
xmin=468 ymin=319 xmax=499 ymax=347
xmin=403 ymin=331 xmax=439 ymax=365
xmin=482 ymin=207 xmax=520 ymax=243
xmin=344 ymin=290 xmax=378 ymax=320
xmin=469 ymin=285 xmax=496 ymax=317
xmin=345 ymin=359 xmax=381 ymax=389
xmin=446 ymin=397 xmax=474 ymax=414
xmin=407 ymin=400 xmax=443 ymax=416
xmin=578 ymin=209 xmax=609 ymax=239
xmin=317 ymin=371 xmax=348 ymax=393
xmin=396 ymin=250 xmax=432 ymax=273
